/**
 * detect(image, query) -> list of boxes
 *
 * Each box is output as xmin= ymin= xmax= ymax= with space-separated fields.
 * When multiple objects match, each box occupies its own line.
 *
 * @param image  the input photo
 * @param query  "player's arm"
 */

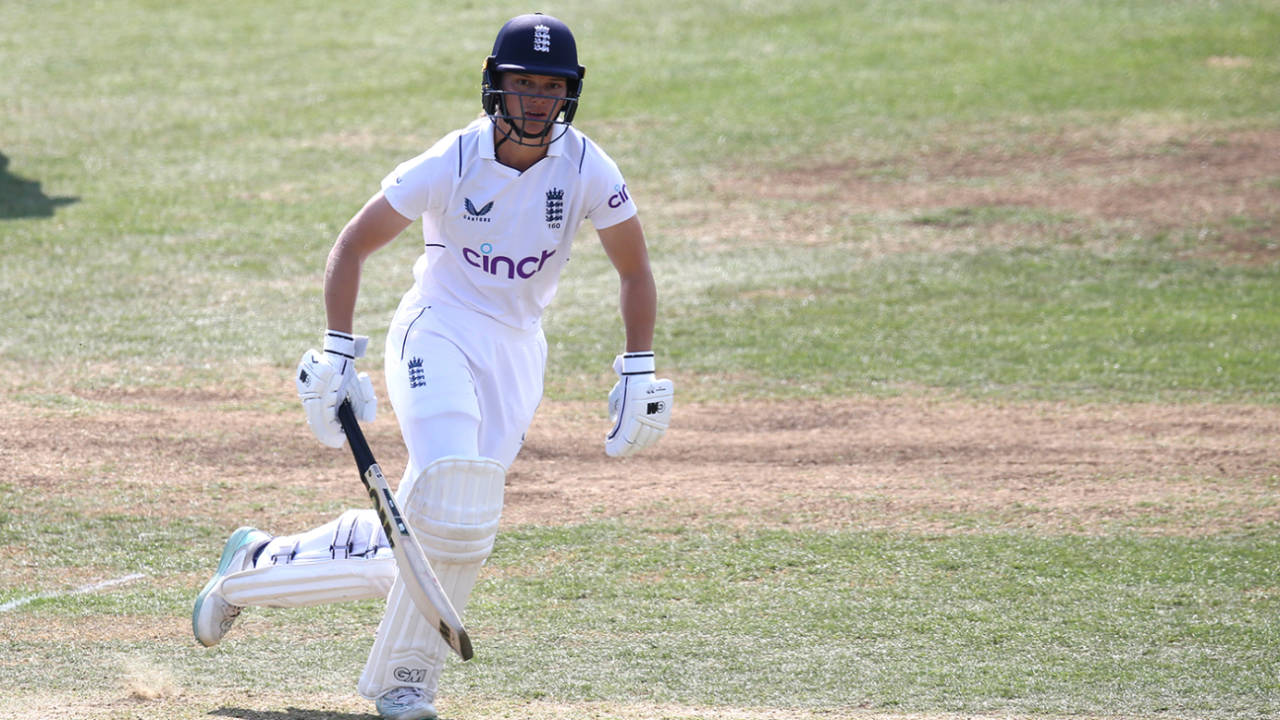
xmin=597 ymin=215 xmax=655 ymax=353
xmin=325 ymin=191 xmax=413 ymax=334
xmin=296 ymin=192 xmax=412 ymax=449
xmin=597 ymin=214 xmax=672 ymax=458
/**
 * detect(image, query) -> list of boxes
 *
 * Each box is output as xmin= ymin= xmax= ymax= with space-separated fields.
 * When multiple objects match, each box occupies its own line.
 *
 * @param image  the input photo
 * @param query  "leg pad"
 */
xmin=358 ymin=456 xmax=505 ymax=701
xmin=221 ymin=509 xmax=395 ymax=607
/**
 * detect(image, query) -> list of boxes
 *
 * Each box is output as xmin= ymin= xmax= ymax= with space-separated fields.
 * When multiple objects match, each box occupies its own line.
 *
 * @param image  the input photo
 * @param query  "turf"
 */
xmin=1 ymin=1 xmax=1279 ymax=719
xmin=3 ymin=527 xmax=1277 ymax=718
xmin=2 ymin=0 xmax=1278 ymax=400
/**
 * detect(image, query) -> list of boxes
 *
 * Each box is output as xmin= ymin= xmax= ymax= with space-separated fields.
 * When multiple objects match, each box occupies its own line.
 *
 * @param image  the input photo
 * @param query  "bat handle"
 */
xmin=337 ymin=399 xmax=376 ymax=473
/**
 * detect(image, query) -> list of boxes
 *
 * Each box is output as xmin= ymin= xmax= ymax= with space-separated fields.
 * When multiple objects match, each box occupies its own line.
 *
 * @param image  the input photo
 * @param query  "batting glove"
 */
xmin=296 ymin=330 xmax=377 ymax=448
xmin=605 ymin=351 xmax=673 ymax=458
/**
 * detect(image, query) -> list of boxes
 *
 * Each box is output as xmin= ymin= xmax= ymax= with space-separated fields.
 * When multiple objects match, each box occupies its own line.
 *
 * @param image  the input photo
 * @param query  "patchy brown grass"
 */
xmin=4 ymin=125 xmax=1279 ymax=720
xmin=511 ymin=395 xmax=1280 ymax=534
xmin=4 ymin=379 xmax=1278 ymax=564
xmin=2 ymin=692 xmax=1053 ymax=720
xmin=687 ymin=126 xmax=1280 ymax=263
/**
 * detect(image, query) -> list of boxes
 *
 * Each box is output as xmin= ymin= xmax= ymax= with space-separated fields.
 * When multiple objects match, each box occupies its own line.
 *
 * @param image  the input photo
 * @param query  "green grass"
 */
xmin=3 ymin=1 xmax=1280 ymax=718
xmin=466 ymin=526 xmax=1280 ymax=717
xmin=2 ymin=0 xmax=1279 ymax=401
xmin=544 ymin=235 xmax=1280 ymax=400
xmin=3 ymin=525 xmax=1277 ymax=718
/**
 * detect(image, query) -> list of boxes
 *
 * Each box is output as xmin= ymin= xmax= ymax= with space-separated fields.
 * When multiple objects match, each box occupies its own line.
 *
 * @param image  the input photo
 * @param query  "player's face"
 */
xmin=499 ymin=72 xmax=569 ymax=138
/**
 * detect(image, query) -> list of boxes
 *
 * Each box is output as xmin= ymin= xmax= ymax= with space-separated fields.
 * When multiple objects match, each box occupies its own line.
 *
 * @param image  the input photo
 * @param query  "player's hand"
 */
xmin=296 ymin=330 xmax=377 ymax=448
xmin=605 ymin=352 xmax=673 ymax=457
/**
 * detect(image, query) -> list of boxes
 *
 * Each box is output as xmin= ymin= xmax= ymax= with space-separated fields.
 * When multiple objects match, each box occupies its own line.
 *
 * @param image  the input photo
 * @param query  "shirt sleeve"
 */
xmin=582 ymin=141 xmax=638 ymax=231
xmin=380 ymin=134 xmax=457 ymax=220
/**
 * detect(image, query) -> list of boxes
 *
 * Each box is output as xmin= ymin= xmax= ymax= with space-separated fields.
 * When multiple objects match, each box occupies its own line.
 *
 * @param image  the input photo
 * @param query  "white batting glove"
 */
xmin=605 ymin=351 xmax=673 ymax=458
xmin=296 ymin=330 xmax=377 ymax=448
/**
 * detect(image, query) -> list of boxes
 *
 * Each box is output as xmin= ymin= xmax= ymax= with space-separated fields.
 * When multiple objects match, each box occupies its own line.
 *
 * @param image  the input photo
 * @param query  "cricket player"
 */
xmin=191 ymin=13 xmax=673 ymax=720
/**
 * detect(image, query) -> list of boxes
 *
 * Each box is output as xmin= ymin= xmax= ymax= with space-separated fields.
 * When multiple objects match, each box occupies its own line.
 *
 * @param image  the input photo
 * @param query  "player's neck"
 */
xmin=493 ymin=126 xmax=550 ymax=172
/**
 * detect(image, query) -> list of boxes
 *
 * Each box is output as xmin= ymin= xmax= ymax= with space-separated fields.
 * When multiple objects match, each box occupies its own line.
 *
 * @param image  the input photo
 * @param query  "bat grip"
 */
xmin=337 ymin=399 xmax=377 ymax=474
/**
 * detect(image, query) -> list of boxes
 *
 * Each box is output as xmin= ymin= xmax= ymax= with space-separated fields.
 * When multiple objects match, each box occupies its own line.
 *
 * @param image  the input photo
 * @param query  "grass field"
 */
xmin=2 ymin=1 xmax=1279 ymax=719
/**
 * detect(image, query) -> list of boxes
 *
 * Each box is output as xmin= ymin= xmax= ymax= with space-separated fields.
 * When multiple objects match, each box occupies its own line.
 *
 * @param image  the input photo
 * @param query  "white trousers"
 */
xmin=384 ymin=292 xmax=547 ymax=473
xmin=350 ymin=294 xmax=544 ymax=699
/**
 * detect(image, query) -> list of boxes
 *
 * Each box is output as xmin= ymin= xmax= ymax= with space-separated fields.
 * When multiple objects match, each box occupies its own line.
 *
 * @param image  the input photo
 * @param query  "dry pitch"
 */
xmin=2 ymin=387 xmax=1279 ymax=718
xmin=6 ymin=387 xmax=1278 ymax=545
xmin=3 ymin=124 xmax=1279 ymax=718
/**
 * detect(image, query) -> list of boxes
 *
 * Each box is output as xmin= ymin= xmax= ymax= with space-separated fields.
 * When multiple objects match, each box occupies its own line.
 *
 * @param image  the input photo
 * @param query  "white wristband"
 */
xmin=324 ymin=330 xmax=368 ymax=359
xmin=617 ymin=351 xmax=655 ymax=375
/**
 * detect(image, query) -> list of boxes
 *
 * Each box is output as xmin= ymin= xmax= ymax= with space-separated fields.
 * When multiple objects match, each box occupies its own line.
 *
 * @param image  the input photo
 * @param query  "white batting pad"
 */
xmin=358 ymin=456 xmax=506 ymax=701
xmin=221 ymin=509 xmax=395 ymax=607
xmin=221 ymin=556 xmax=395 ymax=607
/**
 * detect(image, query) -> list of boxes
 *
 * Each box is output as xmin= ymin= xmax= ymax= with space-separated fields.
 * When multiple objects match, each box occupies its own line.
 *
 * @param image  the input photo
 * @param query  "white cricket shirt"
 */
xmin=381 ymin=117 xmax=638 ymax=330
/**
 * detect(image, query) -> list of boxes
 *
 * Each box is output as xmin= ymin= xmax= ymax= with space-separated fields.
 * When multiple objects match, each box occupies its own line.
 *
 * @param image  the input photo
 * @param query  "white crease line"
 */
xmin=0 ymin=572 xmax=147 ymax=612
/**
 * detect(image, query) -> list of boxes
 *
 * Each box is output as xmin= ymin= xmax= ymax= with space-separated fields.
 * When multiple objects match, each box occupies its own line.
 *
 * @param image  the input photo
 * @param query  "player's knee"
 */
xmin=403 ymin=456 xmax=506 ymax=564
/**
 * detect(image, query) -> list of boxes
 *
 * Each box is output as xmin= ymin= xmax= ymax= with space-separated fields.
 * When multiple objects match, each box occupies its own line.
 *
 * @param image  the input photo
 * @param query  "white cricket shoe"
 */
xmin=192 ymin=526 xmax=270 ymax=647
xmin=375 ymin=686 xmax=437 ymax=720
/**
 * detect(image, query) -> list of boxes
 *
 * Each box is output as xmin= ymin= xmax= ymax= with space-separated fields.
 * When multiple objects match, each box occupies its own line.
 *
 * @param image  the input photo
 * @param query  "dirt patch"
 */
xmin=702 ymin=127 xmax=1280 ymax=263
xmin=0 ymin=693 xmax=952 ymax=720
xmin=510 ymin=396 xmax=1280 ymax=533
xmin=3 ymin=387 xmax=1277 ymax=557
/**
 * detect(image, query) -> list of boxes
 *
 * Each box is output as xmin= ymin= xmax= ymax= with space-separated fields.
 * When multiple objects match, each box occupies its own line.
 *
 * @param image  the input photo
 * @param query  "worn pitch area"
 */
xmin=4 ymin=386 xmax=1278 ymax=563
xmin=3 ymin=124 xmax=1278 ymax=718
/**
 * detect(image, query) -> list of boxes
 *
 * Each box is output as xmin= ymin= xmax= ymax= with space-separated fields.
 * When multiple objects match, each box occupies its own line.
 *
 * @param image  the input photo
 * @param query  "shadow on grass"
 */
xmin=210 ymin=708 xmax=376 ymax=720
xmin=0 ymin=151 xmax=78 ymax=219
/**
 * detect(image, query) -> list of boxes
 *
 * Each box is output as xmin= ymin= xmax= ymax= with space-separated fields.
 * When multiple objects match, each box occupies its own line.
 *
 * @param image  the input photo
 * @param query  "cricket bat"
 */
xmin=337 ymin=399 xmax=474 ymax=661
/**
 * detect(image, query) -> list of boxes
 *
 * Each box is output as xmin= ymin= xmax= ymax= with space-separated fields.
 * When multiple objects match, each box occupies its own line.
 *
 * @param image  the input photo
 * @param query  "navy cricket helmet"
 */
xmin=482 ymin=13 xmax=586 ymax=146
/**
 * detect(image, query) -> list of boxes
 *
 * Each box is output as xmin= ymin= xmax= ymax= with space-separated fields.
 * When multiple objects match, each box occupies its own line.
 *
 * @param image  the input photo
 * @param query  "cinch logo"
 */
xmin=464 ymin=198 xmax=494 ymax=222
xmin=607 ymin=183 xmax=630 ymax=209
xmin=463 ymin=242 xmax=557 ymax=280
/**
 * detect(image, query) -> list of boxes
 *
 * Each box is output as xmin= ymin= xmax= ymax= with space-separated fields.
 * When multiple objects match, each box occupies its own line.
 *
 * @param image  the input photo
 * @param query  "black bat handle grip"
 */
xmin=337 ymin=399 xmax=376 ymax=474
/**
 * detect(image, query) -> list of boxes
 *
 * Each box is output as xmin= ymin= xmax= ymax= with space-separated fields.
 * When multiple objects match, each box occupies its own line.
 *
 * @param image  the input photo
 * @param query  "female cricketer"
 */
xmin=192 ymin=13 xmax=673 ymax=720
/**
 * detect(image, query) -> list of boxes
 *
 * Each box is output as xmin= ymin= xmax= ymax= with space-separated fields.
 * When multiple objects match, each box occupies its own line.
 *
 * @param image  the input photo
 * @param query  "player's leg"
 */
xmin=358 ymin=455 xmax=506 ymax=713
xmin=191 ymin=297 xmax=452 ymax=650
xmin=473 ymin=320 xmax=547 ymax=467
xmin=385 ymin=303 xmax=484 ymax=473
xmin=361 ymin=304 xmax=491 ymax=717
xmin=192 ymin=509 xmax=396 ymax=647
xmin=359 ymin=306 xmax=541 ymax=717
